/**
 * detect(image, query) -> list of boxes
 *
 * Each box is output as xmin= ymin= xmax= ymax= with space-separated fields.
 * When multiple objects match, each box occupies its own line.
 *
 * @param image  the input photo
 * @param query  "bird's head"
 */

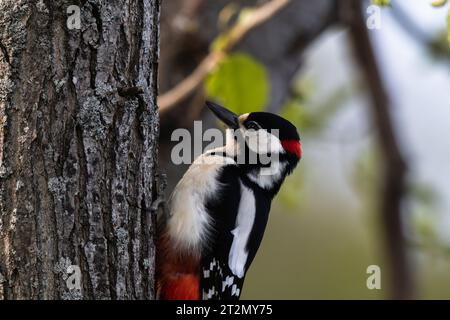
xmin=206 ymin=101 xmax=302 ymax=180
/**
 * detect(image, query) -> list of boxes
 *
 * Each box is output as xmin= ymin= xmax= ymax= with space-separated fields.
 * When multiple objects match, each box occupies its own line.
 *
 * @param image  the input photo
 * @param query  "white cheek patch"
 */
xmin=243 ymin=129 xmax=284 ymax=155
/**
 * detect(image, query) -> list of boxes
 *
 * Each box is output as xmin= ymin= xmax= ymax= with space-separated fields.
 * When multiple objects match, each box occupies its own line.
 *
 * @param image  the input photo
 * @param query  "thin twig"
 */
xmin=158 ymin=0 xmax=291 ymax=114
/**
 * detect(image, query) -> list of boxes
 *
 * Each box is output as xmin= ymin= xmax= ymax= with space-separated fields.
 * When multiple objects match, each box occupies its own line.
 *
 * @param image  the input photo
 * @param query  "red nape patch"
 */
xmin=281 ymin=140 xmax=302 ymax=159
xmin=160 ymin=274 xmax=200 ymax=300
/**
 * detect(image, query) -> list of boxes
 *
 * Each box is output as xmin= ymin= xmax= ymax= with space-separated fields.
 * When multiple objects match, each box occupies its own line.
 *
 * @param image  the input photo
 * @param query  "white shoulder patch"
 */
xmin=228 ymin=182 xmax=256 ymax=278
xmin=167 ymin=151 xmax=236 ymax=251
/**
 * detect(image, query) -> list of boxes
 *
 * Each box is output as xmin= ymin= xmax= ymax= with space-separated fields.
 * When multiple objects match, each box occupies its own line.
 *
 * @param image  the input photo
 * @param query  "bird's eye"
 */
xmin=246 ymin=121 xmax=260 ymax=130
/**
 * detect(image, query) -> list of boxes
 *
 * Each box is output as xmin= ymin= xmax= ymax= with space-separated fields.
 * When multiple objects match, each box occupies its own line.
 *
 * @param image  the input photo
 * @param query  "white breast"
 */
xmin=167 ymin=151 xmax=235 ymax=251
xmin=228 ymin=182 xmax=256 ymax=278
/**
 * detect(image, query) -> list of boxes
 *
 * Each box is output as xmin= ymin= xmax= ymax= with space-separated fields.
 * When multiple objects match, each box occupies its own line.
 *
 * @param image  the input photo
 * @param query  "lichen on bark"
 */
xmin=0 ymin=0 xmax=160 ymax=299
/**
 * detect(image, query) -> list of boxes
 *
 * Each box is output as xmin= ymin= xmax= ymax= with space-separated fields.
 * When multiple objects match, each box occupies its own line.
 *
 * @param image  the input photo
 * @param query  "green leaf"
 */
xmin=431 ymin=0 xmax=448 ymax=7
xmin=448 ymin=9 xmax=450 ymax=46
xmin=205 ymin=53 xmax=269 ymax=114
xmin=372 ymin=0 xmax=391 ymax=7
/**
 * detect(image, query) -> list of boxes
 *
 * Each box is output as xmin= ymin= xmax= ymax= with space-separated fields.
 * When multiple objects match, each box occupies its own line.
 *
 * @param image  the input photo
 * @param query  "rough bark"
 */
xmin=0 ymin=0 xmax=160 ymax=300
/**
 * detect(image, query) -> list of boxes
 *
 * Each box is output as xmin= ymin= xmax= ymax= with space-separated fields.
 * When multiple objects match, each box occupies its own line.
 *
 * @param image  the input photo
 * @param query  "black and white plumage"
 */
xmin=157 ymin=101 xmax=302 ymax=300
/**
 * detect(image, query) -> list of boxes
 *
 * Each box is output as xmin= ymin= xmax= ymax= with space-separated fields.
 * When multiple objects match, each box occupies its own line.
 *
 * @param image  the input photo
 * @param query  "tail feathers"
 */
xmin=159 ymin=274 xmax=200 ymax=300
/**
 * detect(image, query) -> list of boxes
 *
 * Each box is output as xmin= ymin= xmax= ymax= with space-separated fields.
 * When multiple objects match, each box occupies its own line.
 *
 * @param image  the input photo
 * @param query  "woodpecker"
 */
xmin=157 ymin=101 xmax=302 ymax=300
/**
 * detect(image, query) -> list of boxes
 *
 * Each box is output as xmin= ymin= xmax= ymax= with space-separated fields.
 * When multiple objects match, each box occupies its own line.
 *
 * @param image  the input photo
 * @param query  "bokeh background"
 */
xmin=157 ymin=0 xmax=450 ymax=299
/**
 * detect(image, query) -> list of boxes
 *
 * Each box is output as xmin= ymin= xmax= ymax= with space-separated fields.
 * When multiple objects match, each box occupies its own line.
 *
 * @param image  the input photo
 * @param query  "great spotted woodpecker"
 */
xmin=157 ymin=101 xmax=302 ymax=300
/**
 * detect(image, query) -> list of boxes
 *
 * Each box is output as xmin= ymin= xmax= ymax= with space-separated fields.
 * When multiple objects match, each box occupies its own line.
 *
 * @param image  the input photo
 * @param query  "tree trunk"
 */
xmin=0 ymin=0 xmax=160 ymax=300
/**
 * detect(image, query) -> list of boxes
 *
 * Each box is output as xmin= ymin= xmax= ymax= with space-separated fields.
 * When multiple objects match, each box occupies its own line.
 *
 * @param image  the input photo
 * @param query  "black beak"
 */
xmin=206 ymin=101 xmax=240 ymax=129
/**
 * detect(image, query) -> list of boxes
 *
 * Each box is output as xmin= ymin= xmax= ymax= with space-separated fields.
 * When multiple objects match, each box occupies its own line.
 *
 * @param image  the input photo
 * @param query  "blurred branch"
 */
xmin=158 ymin=52 xmax=224 ymax=114
xmin=341 ymin=0 xmax=413 ymax=299
xmin=158 ymin=0 xmax=291 ymax=114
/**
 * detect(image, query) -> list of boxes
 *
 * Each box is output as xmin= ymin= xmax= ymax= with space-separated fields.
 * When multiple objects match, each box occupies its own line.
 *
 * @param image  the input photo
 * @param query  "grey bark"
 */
xmin=0 ymin=0 xmax=160 ymax=300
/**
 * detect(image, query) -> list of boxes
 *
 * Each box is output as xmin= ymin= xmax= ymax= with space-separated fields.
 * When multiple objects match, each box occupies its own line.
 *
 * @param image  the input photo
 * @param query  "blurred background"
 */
xmin=157 ymin=0 xmax=450 ymax=299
